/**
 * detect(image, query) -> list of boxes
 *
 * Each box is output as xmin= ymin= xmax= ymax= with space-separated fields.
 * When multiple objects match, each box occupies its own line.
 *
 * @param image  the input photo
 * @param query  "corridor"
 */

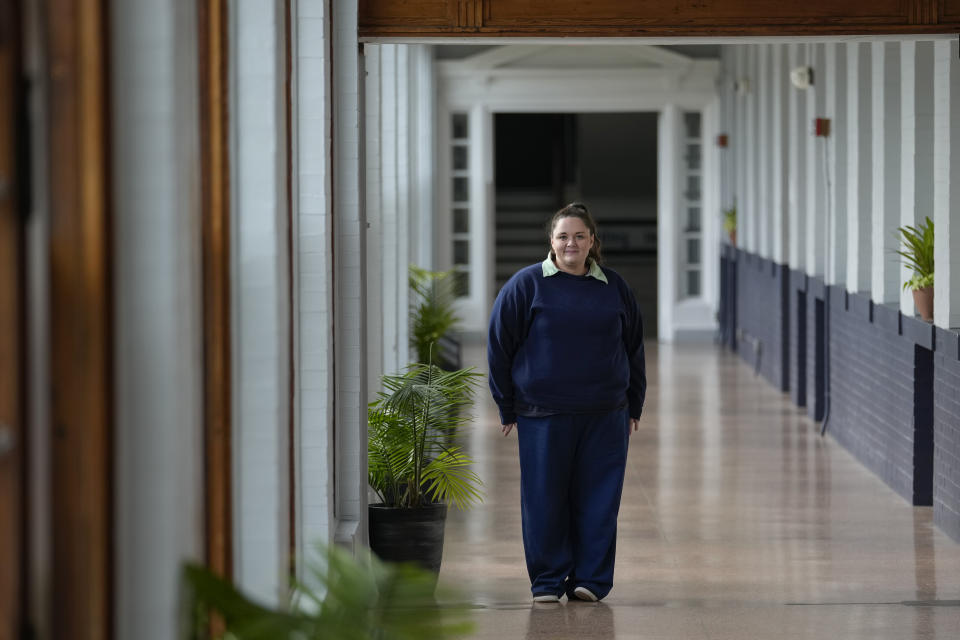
xmin=439 ymin=342 xmax=960 ymax=639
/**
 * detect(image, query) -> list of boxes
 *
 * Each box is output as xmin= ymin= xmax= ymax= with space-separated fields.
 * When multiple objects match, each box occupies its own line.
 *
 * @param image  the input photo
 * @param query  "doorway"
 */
xmin=493 ymin=112 xmax=659 ymax=336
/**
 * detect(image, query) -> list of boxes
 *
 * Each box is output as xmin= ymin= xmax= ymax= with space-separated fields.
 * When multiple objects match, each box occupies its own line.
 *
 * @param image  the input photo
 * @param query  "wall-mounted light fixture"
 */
xmin=790 ymin=66 xmax=814 ymax=89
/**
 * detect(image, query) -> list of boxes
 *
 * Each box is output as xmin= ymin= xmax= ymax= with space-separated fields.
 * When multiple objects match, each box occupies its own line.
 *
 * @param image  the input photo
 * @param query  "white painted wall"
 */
xmin=787 ymin=43 xmax=807 ymax=271
xmin=438 ymin=46 xmax=720 ymax=340
xmin=770 ymin=44 xmax=789 ymax=266
xmin=900 ymin=41 xmax=936 ymax=315
xmin=756 ymin=44 xmax=771 ymax=259
xmin=111 ymin=1 xmax=203 ymax=636
xmin=332 ymin=0 xmax=367 ymax=550
xmin=825 ymin=43 xmax=847 ymax=286
xmin=933 ymin=39 xmax=960 ymax=329
xmin=871 ymin=42 xmax=902 ymax=306
xmin=365 ymin=43 xmax=437 ymax=390
xmin=805 ymin=44 xmax=827 ymax=278
xmin=295 ymin=0 xmax=336 ymax=572
xmin=846 ymin=43 xmax=872 ymax=293
xmin=719 ymin=37 xmax=956 ymax=331
xmin=702 ymin=97 xmax=722 ymax=309
xmin=411 ymin=46 xmax=437 ymax=270
xmin=658 ymin=105 xmax=680 ymax=342
xmin=230 ymin=0 xmax=291 ymax=606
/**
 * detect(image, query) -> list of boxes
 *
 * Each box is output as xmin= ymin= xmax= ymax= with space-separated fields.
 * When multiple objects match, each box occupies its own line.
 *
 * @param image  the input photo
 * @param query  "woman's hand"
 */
xmin=502 ymin=422 xmax=517 ymax=436
xmin=629 ymin=417 xmax=640 ymax=434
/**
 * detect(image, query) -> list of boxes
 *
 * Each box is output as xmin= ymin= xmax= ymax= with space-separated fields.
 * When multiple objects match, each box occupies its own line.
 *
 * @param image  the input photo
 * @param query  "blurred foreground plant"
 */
xmin=182 ymin=543 xmax=473 ymax=640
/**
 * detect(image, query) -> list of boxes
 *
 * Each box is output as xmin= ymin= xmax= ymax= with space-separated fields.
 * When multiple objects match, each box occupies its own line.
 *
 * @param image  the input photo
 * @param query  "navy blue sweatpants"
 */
xmin=516 ymin=408 xmax=630 ymax=600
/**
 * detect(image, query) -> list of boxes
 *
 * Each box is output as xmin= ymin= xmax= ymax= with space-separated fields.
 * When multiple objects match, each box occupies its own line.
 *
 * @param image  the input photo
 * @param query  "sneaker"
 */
xmin=532 ymin=593 xmax=560 ymax=603
xmin=572 ymin=586 xmax=598 ymax=602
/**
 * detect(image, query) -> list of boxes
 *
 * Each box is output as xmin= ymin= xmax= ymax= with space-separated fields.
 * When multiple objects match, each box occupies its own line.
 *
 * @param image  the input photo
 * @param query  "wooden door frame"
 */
xmin=198 ymin=0 xmax=233 ymax=585
xmin=358 ymin=0 xmax=960 ymax=38
xmin=45 ymin=0 xmax=113 ymax=637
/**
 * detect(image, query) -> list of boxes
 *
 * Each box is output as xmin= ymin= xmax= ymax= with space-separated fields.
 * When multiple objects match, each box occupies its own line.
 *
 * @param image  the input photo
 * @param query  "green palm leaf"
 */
xmin=409 ymin=266 xmax=460 ymax=366
xmin=183 ymin=543 xmax=473 ymax=639
xmin=368 ymin=363 xmax=484 ymax=509
xmin=893 ymin=216 xmax=934 ymax=290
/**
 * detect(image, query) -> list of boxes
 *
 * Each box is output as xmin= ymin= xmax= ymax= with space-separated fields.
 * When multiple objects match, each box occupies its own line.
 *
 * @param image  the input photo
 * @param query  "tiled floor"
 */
xmin=438 ymin=341 xmax=960 ymax=639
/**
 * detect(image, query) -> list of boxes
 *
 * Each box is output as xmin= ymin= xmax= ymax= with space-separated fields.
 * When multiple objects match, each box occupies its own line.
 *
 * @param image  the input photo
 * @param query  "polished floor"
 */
xmin=438 ymin=342 xmax=960 ymax=639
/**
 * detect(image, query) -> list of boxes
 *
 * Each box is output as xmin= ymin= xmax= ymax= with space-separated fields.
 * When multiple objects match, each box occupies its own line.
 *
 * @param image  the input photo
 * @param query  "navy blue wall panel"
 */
xmin=829 ymin=292 xmax=915 ymax=502
xmin=735 ymin=251 xmax=788 ymax=391
xmin=806 ymin=279 xmax=826 ymax=421
xmin=789 ymin=270 xmax=807 ymax=407
xmin=934 ymin=328 xmax=960 ymax=542
xmin=722 ymin=250 xmax=959 ymax=540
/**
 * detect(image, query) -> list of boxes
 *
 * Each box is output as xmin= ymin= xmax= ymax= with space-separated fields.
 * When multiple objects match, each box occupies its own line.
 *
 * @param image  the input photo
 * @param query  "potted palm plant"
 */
xmin=409 ymin=266 xmax=460 ymax=369
xmin=723 ymin=204 xmax=737 ymax=247
xmin=896 ymin=216 xmax=934 ymax=322
xmin=367 ymin=362 xmax=483 ymax=576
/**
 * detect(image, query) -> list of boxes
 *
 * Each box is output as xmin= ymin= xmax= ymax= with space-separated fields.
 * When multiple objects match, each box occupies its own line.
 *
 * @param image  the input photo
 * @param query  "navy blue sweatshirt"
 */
xmin=487 ymin=260 xmax=646 ymax=425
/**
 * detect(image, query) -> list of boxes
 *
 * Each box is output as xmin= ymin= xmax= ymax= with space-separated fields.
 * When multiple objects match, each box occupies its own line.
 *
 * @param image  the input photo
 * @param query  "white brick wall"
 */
xmin=720 ymin=38 xmax=955 ymax=330
xmin=333 ymin=0 xmax=367 ymax=547
xmin=871 ymin=42 xmax=902 ymax=305
xmin=231 ymin=0 xmax=291 ymax=606
xmin=900 ymin=42 xmax=936 ymax=315
xmin=296 ymin=0 xmax=335 ymax=571
xmin=757 ymin=44 xmax=771 ymax=259
xmin=770 ymin=44 xmax=789 ymax=265
xmin=933 ymin=39 xmax=960 ymax=329
xmin=825 ymin=43 xmax=847 ymax=286
xmin=787 ymin=43 xmax=807 ymax=270
xmin=805 ymin=44 xmax=827 ymax=277
xmin=846 ymin=43 xmax=872 ymax=293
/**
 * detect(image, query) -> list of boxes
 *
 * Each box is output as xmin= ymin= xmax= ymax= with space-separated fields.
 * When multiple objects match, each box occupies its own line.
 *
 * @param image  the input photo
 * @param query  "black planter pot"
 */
xmin=368 ymin=502 xmax=447 ymax=574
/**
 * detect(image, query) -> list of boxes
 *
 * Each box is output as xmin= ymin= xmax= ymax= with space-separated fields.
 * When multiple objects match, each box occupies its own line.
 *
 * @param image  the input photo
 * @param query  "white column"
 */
xmin=871 ymin=42 xmax=902 ymax=305
xmin=658 ymin=105 xmax=681 ymax=342
xmin=771 ymin=44 xmax=789 ymax=266
xmin=719 ymin=47 xmax=736 ymax=220
xmin=806 ymin=43 xmax=827 ymax=277
xmin=296 ymin=0 xmax=336 ymax=564
xmin=825 ymin=43 xmax=847 ymax=286
xmin=380 ymin=44 xmax=398 ymax=377
xmin=411 ymin=45 xmax=436 ymax=270
xmin=735 ymin=46 xmax=748 ymax=252
xmin=846 ymin=43 xmax=872 ymax=293
xmin=364 ymin=45 xmax=383 ymax=394
xmin=467 ymin=105 xmax=494 ymax=327
xmin=746 ymin=45 xmax=760 ymax=254
xmin=703 ymin=96 xmax=721 ymax=309
xmin=112 ymin=1 xmax=203 ymax=635
xmin=395 ymin=46 xmax=410 ymax=369
xmin=787 ymin=43 xmax=807 ymax=270
xmin=900 ymin=41 xmax=936 ymax=315
xmin=333 ymin=0 xmax=367 ymax=549
xmin=231 ymin=0 xmax=292 ymax=604
xmin=934 ymin=39 xmax=960 ymax=328
xmin=756 ymin=45 xmax=771 ymax=258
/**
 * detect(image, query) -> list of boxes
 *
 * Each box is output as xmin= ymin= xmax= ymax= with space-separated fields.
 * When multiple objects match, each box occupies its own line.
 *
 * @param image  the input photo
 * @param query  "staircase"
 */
xmin=494 ymin=189 xmax=557 ymax=294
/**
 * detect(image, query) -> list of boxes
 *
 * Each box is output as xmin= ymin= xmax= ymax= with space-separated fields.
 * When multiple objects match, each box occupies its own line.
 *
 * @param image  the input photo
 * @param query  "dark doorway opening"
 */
xmin=913 ymin=344 xmax=934 ymax=506
xmin=812 ymin=298 xmax=826 ymax=421
xmin=795 ymin=291 xmax=807 ymax=408
xmin=493 ymin=112 xmax=659 ymax=336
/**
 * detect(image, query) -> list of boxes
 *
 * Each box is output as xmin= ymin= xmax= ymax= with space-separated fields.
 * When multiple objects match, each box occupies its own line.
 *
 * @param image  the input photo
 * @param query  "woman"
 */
xmin=487 ymin=202 xmax=646 ymax=603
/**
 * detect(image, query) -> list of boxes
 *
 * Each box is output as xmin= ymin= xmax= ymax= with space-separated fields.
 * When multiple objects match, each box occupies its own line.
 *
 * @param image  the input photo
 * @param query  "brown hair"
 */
xmin=547 ymin=202 xmax=603 ymax=266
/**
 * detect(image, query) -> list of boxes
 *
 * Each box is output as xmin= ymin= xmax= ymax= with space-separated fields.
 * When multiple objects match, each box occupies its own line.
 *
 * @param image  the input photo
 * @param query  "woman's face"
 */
xmin=550 ymin=215 xmax=594 ymax=275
